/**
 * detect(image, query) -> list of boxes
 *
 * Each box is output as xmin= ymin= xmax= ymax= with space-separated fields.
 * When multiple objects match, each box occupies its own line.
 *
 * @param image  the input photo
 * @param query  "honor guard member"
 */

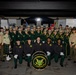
xmin=2 ymin=29 xmax=11 ymax=61
xmin=47 ymin=30 xmax=53 ymax=40
xmin=13 ymin=39 xmax=24 ymax=69
xmin=45 ymin=25 xmax=48 ymax=31
xmin=9 ymin=26 xmax=13 ymax=37
xmin=20 ymin=25 xmax=25 ymax=34
xmin=33 ymin=25 xmax=36 ymax=34
xmin=15 ymin=26 xmax=18 ymax=34
xmin=41 ymin=29 xmax=47 ymax=44
xmin=24 ymin=37 xmax=34 ymax=67
xmin=34 ymin=36 xmax=44 ymax=52
xmin=30 ymin=28 xmax=36 ymax=43
xmin=23 ymin=28 xmax=30 ymax=44
xmin=17 ymin=28 xmax=24 ymax=45
xmin=40 ymin=25 xmax=44 ymax=34
xmin=52 ymin=30 xmax=59 ymax=44
xmin=69 ymin=27 xmax=76 ymax=63
xmin=11 ymin=28 xmax=17 ymax=46
xmin=59 ymin=30 xmax=66 ymax=56
xmin=53 ymin=39 xmax=65 ymax=67
xmin=27 ymin=25 xmax=31 ymax=34
xmin=44 ymin=37 xmax=54 ymax=66
xmin=35 ymin=26 xmax=41 ymax=38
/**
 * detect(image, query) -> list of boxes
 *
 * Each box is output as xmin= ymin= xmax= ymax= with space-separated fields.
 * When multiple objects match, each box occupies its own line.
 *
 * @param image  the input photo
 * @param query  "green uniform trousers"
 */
xmin=54 ymin=54 xmax=65 ymax=65
xmin=14 ymin=57 xmax=23 ymax=67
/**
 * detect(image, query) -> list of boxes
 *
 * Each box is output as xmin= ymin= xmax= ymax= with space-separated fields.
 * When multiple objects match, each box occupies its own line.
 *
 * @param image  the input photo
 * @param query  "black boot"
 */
xmin=60 ymin=63 xmax=63 ymax=67
xmin=14 ymin=65 xmax=17 ymax=69
xmin=27 ymin=62 xmax=30 ymax=67
xmin=48 ymin=62 xmax=51 ymax=66
xmin=73 ymin=61 xmax=76 ymax=63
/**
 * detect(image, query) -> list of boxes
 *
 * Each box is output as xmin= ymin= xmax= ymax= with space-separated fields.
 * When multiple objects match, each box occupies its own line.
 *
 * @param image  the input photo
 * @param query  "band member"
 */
xmin=24 ymin=37 xmax=34 ymax=67
xmin=53 ymin=39 xmax=65 ymax=67
xmin=69 ymin=27 xmax=76 ymax=63
xmin=13 ymin=40 xmax=24 ymax=69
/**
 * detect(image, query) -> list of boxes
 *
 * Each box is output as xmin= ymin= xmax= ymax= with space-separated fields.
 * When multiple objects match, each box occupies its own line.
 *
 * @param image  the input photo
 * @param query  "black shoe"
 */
xmin=73 ymin=61 xmax=76 ymax=63
xmin=60 ymin=64 xmax=63 ymax=67
xmin=14 ymin=65 xmax=17 ymax=69
xmin=1 ymin=60 xmax=5 ymax=62
xmin=68 ymin=58 xmax=71 ymax=61
xmin=48 ymin=62 xmax=51 ymax=66
xmin=27 ymin=62 xmax=30 ymax=67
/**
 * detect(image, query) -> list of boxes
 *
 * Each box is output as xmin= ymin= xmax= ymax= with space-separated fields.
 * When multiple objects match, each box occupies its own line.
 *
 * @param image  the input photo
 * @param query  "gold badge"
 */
xmin=19 ymin=46 xmax=22 ymax=48
xmin=40 ymin=43 xmax=42 ymax=46
xmin=60 ymin=45 xmax=62 ymax=47
xmin=30 ymin=45 xmax=32 ymax=47
xmin=50 ymin=44 xmax=52 ymax=46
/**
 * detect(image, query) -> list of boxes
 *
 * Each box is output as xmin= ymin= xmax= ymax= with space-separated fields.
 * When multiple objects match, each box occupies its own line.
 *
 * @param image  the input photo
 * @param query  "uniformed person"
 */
xmin=35 ymin=26 xmax=41 ymax=38
xmin=13 ymin=39 xmax=24 ymax=69
xmin=34 ymin=36 xmax=44 ymax=52
xmin=0 ymin=27 xmax=4 ymax=61
xmin=30 ymin=28 xmax=36 ymax=43
xmin=41 ymin=29 xmax=47 ymax=44
xmin=43 ymin=37 xmax=54 ymax=66
xmin=2 ymin=29 xmax=11 ymax=61
xmin=53 ymin=39 xmax=65 ymax=67
xmin=40 ymin=25 xmax=44 ymax=34
xmin=17 ymin=28 xmax=24 ymax=45
xmin=52 ymin=30 xmax=59 ymax=44
xmin=24 ymin=37 xmax=34 ymax=67
xmin=27 ymin=25 xmax=31 ymax=34
xmin=47 ymin=30 xmax=53 ymax=40
xmin=23 ymin=28 xmax=30 ymax=44
xmin=69 ymin=27 xmax=76 ymax=63
xmin=58 ymin=30 xmax=66 ymax=56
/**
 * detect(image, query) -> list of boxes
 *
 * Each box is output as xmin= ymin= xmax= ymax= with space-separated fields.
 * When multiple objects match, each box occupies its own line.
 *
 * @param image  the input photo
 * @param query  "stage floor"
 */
xmin=0 ymin=57 xmax=76 ymax=75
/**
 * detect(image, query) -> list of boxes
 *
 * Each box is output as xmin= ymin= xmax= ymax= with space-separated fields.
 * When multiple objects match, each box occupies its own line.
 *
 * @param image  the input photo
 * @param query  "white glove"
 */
xmin=14 ymin=55 xmax=18 ymax=59
xmin=60 ymin=52 xmax=64 ymax=56
xmin=26 ymin=54 xmax=31 ymax=56
xmin=6 ymin=55 xmax=11 ymax=61
xmin=52 ymin=41 xmax=54 ymax=43
xmin=47 ymin=51 xmax=51 ymax=56
xmin=9 ymin=45 xmax=11 ymax=49
xmin=62 ymin=41 xmax=64 ymax=44
xmin=34 ymin=40 xmax=36 ymax=43
xmin=42 ymin=41 xmax=45 ymax=43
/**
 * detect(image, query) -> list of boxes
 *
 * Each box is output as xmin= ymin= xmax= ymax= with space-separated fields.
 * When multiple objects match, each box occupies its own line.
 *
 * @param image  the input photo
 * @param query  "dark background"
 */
xmin=0 ymin=0 xmax=76 ymax=17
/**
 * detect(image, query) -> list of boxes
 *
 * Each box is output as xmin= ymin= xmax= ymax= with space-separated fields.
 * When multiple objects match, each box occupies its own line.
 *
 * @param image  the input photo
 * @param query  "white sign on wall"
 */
xmin=17 ymin=20 xmax=21 ymax=26
xmin=8 ymin=19 xmax=17 ymax=25
xmin=1 ymin=19 xmax=9 ymax=29
xmin=66 ymin=19 xmax=76 ymax=27
xmin=58 ymin=19 xmax=66 ymax=27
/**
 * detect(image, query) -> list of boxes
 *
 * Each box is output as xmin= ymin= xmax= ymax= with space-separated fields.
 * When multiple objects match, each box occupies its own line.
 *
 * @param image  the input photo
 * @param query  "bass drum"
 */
xmin=32 ymin=51 xmax=48 ymax=70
